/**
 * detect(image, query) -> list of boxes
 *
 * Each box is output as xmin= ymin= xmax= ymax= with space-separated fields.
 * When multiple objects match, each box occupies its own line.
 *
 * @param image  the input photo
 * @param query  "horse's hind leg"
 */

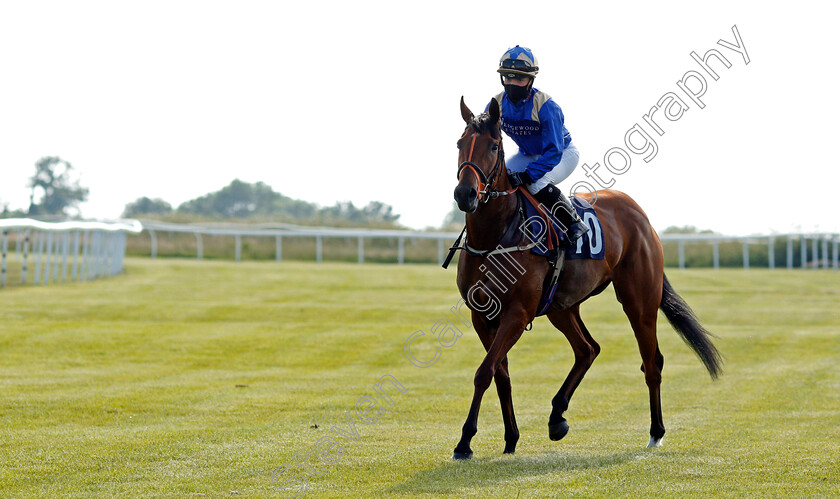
xmin=545 ymin=305 xmax=600 ymax=441
xmin=613 ymin=277 xmax=666 ymax=447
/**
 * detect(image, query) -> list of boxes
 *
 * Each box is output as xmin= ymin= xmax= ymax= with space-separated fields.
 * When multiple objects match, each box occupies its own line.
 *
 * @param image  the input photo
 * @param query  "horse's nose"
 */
xmin=454 ymin=184 xmax=478 ymax=213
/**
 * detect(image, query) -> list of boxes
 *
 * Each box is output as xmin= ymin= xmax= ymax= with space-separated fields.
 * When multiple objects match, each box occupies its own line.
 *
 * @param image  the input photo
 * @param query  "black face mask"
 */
xmin=504 ymin=83 xmax=531 ymax=103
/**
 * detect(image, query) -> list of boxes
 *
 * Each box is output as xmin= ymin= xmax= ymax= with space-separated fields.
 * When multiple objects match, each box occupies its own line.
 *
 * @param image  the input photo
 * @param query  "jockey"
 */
xmin=490 ymin=45 xmax=588 ymax=243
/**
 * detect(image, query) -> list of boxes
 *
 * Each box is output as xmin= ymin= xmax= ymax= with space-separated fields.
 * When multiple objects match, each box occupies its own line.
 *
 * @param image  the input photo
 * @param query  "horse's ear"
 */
xmin=460 ymin=96 xmax=474 ymax=124
xmin=488 ymin=98 xmax=500 ymax=124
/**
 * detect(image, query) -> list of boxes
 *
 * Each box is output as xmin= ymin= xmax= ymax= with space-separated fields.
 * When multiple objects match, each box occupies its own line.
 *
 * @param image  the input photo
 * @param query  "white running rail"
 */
xmin=0 ymin=218 xmax=143 ymax=287
xmin=138 ymin=220 xmax=838 ymax=270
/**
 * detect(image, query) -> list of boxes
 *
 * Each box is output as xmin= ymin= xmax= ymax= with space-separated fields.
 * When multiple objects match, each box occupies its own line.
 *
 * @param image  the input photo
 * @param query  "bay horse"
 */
xmin=450 ymin=97 xmax=722 ymax=459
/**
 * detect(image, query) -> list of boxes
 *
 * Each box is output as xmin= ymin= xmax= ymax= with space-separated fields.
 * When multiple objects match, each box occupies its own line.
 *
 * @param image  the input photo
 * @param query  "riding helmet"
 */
xmin=497 ymin=46 xmax=539 ymax=79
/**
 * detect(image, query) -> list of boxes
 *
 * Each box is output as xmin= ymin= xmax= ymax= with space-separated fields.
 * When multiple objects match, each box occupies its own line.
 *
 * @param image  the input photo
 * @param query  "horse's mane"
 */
xmin=468 ymin=112 xmax=501 ymax=140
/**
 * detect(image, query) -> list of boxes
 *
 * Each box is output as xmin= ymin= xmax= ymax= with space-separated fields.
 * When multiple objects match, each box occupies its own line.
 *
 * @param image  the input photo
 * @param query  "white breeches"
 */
xmin=506 ymin=140 xmax=580 ymax=194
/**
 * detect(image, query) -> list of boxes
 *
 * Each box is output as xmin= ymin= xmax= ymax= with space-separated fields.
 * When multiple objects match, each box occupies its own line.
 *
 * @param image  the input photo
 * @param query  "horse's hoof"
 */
xmin=503 ymin=444 xmax=516 ymax=454
xmin=548 ymin=419 xmax=570 ymax=441
xmin=647 ymin=436 xmax=663 ymax=448
xmin=452 ymin=450 xmax=473 ymax=460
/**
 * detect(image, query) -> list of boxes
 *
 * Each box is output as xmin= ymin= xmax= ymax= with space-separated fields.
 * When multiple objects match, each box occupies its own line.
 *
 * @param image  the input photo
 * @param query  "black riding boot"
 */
xmin=533 ymin=185 xmax=589 ymax=244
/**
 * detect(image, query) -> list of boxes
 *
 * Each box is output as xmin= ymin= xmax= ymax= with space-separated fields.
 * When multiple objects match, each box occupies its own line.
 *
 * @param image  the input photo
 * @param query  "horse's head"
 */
xmin=454 ymin=97 xmax=504 ymax=213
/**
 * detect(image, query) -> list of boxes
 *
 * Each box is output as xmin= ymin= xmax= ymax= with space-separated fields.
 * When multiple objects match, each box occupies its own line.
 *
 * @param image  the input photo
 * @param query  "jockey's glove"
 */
xmin=508 ymin=170 xmax=533 ymax=187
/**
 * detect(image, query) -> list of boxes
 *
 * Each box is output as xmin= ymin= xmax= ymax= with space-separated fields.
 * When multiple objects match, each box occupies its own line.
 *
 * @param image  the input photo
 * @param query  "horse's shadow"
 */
xmin=388 ymin=449 xmax=653 ymax=495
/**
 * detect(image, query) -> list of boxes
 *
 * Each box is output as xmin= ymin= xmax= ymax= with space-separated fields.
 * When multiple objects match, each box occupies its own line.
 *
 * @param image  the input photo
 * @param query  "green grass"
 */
xmin=1 ymin=259 xmax=838 ymax=497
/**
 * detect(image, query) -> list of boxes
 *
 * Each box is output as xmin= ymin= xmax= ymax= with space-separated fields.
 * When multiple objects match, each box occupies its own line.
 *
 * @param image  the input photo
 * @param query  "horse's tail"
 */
xmin=659 ymin=274 xmax=723 ymax=378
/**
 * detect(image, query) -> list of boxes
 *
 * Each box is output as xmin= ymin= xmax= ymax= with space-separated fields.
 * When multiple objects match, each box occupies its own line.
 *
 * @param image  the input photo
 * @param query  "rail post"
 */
xmin=786 ymin=236 xmax=793 ymax=269
xmin=801 ymin=236 xmax=808 ymax=269
xmin=195 ymin=233 xmax=204 ymax=260
xmin=1 ymin=230 xmax=7 ymax=287
xmin=768 ymin=237 xmax=775 ymax=270
xmin=821 ymin=236 xmax=829 ymax=269
xmin=276 ymin=235 xmax=282 ymax=263
xmin=742 ymin=242 xmax=749 ymax=270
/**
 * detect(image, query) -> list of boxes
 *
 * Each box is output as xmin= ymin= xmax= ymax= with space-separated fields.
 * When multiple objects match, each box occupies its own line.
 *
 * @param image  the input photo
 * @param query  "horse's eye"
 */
xmin=491 ymin=143 xmax=499 ymax=152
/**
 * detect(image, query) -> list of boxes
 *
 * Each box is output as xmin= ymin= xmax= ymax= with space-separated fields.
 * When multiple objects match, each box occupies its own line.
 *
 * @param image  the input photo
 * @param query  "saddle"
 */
xmin=443 ymin=189 xmax=605 ymax=317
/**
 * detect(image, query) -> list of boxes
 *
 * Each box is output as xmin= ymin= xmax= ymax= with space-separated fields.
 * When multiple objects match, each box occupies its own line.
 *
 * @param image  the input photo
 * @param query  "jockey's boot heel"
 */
xmin=533 ymin=185 xmax=589 ymax=244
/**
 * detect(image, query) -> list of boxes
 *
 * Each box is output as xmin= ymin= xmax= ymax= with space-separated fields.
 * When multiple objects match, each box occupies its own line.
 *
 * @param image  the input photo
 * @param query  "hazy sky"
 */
xmin=1 ymin=1 xmax=838 ymax=235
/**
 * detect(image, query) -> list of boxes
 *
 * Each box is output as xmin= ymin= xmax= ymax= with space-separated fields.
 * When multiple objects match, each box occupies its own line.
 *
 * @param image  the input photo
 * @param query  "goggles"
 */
xmin=500 ymin=58 xmax=537 ymax=71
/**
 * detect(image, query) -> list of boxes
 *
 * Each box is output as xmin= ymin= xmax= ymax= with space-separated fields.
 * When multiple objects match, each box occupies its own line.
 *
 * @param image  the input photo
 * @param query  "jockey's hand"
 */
xmin=508 ymin=170 xmax=532 ymax=188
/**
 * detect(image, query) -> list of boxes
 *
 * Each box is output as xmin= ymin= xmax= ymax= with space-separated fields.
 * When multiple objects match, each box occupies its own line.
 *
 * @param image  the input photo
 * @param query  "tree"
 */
xmin=662 ymin=225 xmax=715 ymax=234
xmin=173 ymin=179 xmax=400 ymax=226
xmin=28 ymin=156 xmax=89 ymax=216
xmin=0 ymin=199 xmax=25 ymax=218
xmin=320 ymin=200 xmax=400 ymax=224
xmin=122 ymin=197 xmax=173 ymax=217
xmin=274 ymin=196 xmax=317 ymax=219
xmin=360 ymin=201 xmax=400 ymax=223
xmin=177 ymin=179 xmax=287 ymax=218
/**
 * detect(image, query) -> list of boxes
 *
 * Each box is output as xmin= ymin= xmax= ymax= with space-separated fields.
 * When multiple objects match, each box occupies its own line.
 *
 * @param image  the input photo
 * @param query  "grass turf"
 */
xmin=1 ymin=258 xmax=838 ymax=497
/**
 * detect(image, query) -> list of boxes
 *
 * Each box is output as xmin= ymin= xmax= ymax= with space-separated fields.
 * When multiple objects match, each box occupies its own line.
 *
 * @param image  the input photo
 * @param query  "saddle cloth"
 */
xmin=521 ymin=194 xmax=605 ymax=261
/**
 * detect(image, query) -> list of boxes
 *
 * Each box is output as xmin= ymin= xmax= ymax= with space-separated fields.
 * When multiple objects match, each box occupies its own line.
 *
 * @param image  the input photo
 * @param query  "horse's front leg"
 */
xmin=495 ymin=356 xmax=519 ymax=454
xmin=465 ymin=320 xmax=519 ymax=454
xmin=453 ymin=310 xmax=529 ymax=459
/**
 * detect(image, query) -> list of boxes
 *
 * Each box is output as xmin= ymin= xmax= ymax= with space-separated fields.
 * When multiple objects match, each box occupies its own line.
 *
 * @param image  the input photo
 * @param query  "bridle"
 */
xmin=442 ymin=122 xmax=538 ymax=270
xmin=456 ymin=129 xmax=515 ymax=203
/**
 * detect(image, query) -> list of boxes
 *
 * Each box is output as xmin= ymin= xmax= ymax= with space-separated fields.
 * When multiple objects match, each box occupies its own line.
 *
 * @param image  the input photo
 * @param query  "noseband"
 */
xmin=456 ymin=131 xmax=509 ymax=202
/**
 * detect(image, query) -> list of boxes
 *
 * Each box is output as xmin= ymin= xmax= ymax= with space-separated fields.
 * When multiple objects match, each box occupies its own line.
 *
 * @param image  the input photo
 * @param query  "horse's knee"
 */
xmin=590 ymin=340 xmax=601 ymax=361
xmin=474 ymin=365 xmax=495 ymax=391
xmin=494 ymin=370 xmax=511 ymax=389
xmin=577 ymin=343 xmax=598 ymax=367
